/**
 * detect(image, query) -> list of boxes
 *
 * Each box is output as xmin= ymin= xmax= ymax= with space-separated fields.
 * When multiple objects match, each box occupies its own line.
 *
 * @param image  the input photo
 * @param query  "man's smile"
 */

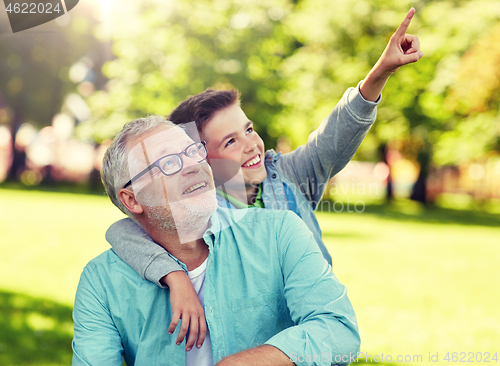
xmin=182 ymin=181 xmax=208 ymax=195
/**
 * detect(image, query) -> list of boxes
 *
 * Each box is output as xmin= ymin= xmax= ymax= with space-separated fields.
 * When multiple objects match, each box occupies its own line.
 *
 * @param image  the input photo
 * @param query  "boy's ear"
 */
xmin=118 ymin=189 xmax=144 ymax=214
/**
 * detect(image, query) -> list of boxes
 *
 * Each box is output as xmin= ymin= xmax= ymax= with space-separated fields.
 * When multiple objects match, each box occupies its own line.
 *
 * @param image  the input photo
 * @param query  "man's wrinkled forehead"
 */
xmin=128 ymin=126 xmax=192 ymax=174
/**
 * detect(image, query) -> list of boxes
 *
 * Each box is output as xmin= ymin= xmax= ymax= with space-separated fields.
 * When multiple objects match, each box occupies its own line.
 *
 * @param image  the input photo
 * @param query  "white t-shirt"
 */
xmin=185 ymin=257 xmax=213 ymax=366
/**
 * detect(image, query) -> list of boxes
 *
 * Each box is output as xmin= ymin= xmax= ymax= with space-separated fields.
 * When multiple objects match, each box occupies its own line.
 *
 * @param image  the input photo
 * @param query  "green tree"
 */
xmin=79 ymin=0 xmax=298 ymax=147
xmin=434 ymin=21 xmax=500 ymax=165
xmin=277 ymin=0 xmax=500 ymax=163
xmin=0 ymin=3 xmax=104 ymax=180
xmin=80 ymin=0 xmax=500 ymax=169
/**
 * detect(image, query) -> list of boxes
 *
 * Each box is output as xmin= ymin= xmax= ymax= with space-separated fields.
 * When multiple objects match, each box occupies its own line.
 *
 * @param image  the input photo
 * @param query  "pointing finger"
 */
xmin=394 ymin=8 xmax=415 ymax=38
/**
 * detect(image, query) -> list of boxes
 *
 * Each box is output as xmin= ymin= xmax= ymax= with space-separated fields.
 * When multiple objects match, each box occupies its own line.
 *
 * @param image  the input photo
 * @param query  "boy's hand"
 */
xmin=162 ymin=271 xmax=207 ymax=351
xmin=376 ymin=7 xmax=422 ymax=75
xmin=360 ymin=8 xmax=423 ymax=102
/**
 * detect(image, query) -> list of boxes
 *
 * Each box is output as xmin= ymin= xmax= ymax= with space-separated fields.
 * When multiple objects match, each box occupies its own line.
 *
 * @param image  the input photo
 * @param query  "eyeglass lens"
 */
xmin=158 ymin=142 xmax=206 ymax=175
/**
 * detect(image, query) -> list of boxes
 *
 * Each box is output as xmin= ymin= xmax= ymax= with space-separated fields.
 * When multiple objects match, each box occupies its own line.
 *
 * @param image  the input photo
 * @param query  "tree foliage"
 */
xmin=0 ymin=5 xmax=102 ymax=128
xmin=79 ymin=0 xmax=500 ymax=166
xmin=80 ymin=0 xmax=297 ymax=145
xmin=0 ymin=3 xmax=105 ymax=179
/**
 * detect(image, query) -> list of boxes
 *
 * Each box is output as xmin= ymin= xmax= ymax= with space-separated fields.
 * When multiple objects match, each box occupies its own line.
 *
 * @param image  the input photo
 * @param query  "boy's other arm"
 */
xmin=165 ymin=271 xmax=207 ymax=350
xmin=106 ymin=218 xmax=207 ymax=349
xmin=106 ymin=218 xmax=183 ymax=287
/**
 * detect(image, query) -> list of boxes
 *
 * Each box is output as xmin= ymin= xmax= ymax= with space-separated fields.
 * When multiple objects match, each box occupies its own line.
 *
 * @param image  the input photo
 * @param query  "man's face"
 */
xmin=201 ymin=104 xmax=267 ymax=188
xmin=127 ymin=126 xmax=217 ymax=231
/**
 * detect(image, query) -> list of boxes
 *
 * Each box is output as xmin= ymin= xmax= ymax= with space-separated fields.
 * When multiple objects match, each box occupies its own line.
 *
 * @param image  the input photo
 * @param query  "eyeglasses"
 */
xmin=123 ymin=141 xmax=208 ymax=189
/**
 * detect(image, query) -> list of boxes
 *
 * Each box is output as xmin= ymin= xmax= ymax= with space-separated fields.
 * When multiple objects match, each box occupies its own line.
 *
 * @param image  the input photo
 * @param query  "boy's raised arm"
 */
xmin=276 ymin=9 xmax=422 ymax=207
xmin=360 ymin=8 xmax=422 ymax=101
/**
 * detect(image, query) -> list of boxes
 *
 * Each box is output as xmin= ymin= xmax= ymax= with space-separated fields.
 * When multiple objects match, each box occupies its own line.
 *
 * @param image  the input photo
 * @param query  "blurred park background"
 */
xmin=0 ymin=0 xmax=499 ymax=364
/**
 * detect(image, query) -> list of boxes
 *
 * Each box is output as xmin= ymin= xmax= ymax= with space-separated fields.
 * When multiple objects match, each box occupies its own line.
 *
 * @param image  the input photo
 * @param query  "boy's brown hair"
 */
xmin=168 ymin=88 xmax=240 ymax=133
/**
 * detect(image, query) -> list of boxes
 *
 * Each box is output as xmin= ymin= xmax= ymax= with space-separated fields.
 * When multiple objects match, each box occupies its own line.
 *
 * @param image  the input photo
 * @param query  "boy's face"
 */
xmin=201 ymin=104 xmax=267 ymax=188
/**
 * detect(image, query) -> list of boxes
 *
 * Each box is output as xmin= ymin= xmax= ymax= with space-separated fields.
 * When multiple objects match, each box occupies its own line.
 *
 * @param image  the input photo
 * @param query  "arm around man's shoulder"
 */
xmin=106 ymin=218 xmax=185 ymax=287
xmin=266 ymin=211 xmax=360 ymax=366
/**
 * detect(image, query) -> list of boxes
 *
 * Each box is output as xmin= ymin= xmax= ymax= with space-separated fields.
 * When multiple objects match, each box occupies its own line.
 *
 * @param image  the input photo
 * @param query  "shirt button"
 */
xmin=218 ymin=351 xmax=222 ymax=359
xmin=272 ymin=173 xmax=277 ymax=179
xmin=210 ymin=307 xmax=214 ymax=315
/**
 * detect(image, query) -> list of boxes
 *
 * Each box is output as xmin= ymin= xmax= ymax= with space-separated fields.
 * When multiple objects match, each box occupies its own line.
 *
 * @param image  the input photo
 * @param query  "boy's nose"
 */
xmin=244 ymin=139 xmax=257 ymax=153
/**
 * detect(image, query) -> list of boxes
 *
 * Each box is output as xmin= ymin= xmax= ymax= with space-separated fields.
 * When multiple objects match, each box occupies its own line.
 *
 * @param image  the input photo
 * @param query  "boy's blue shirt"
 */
xmin=72 ymin=208 xmax=360 ymax=366
xmin=106 ymin=82 xmax=380 ymax=284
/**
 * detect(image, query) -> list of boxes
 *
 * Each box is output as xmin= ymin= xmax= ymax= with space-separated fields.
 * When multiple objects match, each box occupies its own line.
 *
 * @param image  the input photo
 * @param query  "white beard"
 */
xmin=143 ymin=188 xmax=218 ymax=244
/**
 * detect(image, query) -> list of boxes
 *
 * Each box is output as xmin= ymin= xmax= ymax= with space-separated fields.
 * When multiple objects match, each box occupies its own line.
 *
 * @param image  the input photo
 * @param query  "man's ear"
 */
xmin=118 ymin=188 xmax=144 ymax=214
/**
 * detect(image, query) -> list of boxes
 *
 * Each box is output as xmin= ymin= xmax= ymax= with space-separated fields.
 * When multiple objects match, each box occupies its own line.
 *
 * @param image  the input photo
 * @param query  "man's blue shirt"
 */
xmin=72 ymin=208 xmax=360 ymax=366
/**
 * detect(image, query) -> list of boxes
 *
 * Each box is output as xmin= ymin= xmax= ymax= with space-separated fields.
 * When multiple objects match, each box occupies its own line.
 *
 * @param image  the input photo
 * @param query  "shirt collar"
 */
xmin=204 ymin=206 xmax=251 ymax=249
xmin=203 ymin=208 xmax=224 ymax=246
xmin=215 ymin=184 xmax=264 ymax=209
xmin=265 ymin=149 xmax=281 ymax=163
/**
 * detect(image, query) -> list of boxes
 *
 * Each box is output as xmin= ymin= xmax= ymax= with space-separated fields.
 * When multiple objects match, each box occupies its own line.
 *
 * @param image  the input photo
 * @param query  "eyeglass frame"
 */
xmin=122 ymin=140 xmax=208 ymax=189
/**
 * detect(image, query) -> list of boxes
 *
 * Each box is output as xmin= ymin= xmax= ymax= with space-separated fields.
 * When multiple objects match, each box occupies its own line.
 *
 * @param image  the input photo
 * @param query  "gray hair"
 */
xmin=101 ymin=115 xmax=176 ymax=215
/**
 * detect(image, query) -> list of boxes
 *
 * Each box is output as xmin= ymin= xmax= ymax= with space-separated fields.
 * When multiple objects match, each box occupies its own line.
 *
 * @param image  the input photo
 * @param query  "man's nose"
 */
xmin=181 ymin=155 xmax=202 ymax=174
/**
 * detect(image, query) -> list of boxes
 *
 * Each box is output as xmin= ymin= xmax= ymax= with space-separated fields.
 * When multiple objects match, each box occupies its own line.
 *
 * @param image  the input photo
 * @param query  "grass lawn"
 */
xmin=0 ymin=188 xmax=125 ymax=365
xmin=1 ymin=188 xmax=499 ymax=365
xmin=317 ymin=201 xmax=500 ymax=365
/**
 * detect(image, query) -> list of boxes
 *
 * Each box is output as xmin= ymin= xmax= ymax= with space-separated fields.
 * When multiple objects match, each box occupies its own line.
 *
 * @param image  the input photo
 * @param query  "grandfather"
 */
xmin=72 ymin=116 xmax=360 ymax=366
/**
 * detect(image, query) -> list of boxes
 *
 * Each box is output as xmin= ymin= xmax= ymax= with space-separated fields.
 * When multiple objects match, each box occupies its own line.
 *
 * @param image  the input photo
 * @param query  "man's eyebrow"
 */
xmin=157 ymin=149 xmax=171 ymax=158
xmin=145 ymin=146 xmax=173 ymax=161
xmin=217 ymin=121 xmax=253 ymax=148
xmin=155 ymin=139 xmax=195 ymax=158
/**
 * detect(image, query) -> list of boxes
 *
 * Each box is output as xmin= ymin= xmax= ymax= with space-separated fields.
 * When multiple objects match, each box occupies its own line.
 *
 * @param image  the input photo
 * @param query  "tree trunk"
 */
xmin=6 ymin=111 xmax=25 ymax=182
xmin=379 ymin=144 xmax=394 ymax=202
xmin=410 ymin=148 xmax=431 ymax=205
